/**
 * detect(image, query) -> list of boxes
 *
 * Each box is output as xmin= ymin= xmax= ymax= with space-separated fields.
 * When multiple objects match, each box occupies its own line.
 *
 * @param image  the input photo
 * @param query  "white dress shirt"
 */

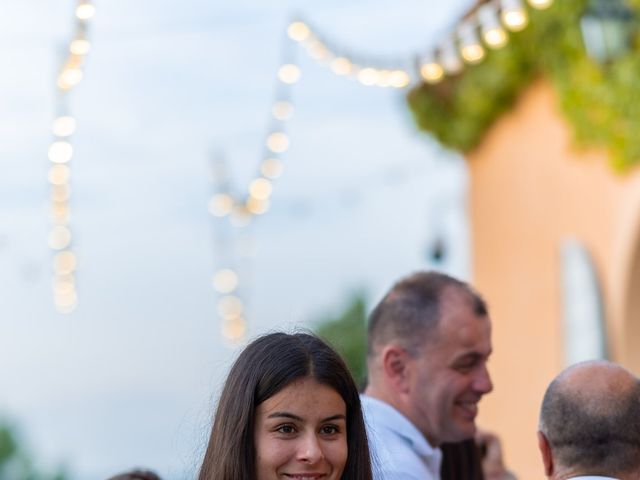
xmin=361 ymin=394 xmax=442 ymax=480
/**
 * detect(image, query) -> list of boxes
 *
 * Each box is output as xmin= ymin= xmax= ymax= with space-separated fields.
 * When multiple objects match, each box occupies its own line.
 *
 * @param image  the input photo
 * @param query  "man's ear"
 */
xmin=381 ymin=345 xmax=413 ymax=394
xmin=537 ymin=431 xmax=553 ymax=477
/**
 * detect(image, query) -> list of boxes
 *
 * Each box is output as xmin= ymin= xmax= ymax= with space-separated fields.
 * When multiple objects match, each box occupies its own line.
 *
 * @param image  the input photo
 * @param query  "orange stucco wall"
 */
xmin=466 ymin=79 xmax=640 ymax=479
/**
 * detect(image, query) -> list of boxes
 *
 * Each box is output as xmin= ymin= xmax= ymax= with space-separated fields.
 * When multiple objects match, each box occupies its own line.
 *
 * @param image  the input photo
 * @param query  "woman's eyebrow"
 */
xmin=267 ymin=412 xmax=303 ymax=421
xmin=321 ymin=414 xmax=346 ymax=422
xmin=266 ymin=412 xmax=346 ymax=422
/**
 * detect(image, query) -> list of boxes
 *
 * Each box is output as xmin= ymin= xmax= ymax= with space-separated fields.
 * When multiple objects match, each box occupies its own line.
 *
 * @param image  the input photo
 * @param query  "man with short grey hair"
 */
xmin=537 ymin=360 xmax=640 ymax=480
xmin=362 ymin=271 xmax=499 ymax=479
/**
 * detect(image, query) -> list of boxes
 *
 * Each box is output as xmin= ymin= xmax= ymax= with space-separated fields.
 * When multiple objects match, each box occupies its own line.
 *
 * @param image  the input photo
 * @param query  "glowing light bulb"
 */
xmin=249 ymin=178 xmax=272 ymax=200
xmin=48 ymin=141 xmax=74 ymax=164
xmin=459 ymin=22 xmax=485 ymax=64
xmin=266 ymin=132 xmax=290 ymax=153
xmin=54 ymin=288 xmax=78 ymax=313
xmin=272 ymin=101 xmax=293 ymax=120
xmin=484 ymin=28 xmax=508 ymax=48
xmin=208 ymin=193 xmax=234 ymax=217
xmin=53 ymin=274 xmax=76 ymax=295
xmin=57 ymin=68 xmax=83 ymax=90
xmin=75 ymin=2 xmax=96 ymax=20
xmin=48 ymin=226 xmax=72 ymax=250
xmin=374 ymin=70 xmax=390 ymax=87
xmin=53 ymin=251 xmax=78 ymax=274
xmin=52 ymin=116 xmax=77 ymax=137
xmin=217 ymin=295 xmax=243 ymax=318
xmin=246 ymin=197 xmax=270 ymax=215
xmin=287 ymin=21 xmax=311 ymax=42
xmin=330 ymin=57 xmax=352 ymax=76
xmin=479 ymin=4 xmax=509 ymax=49
xmin=48 ymin=165 xmax=71 ymax=185
xmin=50 ymin=203 xmax=70 ymax=224
xmin=307 ymin=41 xmax=331 ymax=61
xmin=357 ymin=67 xmax=379 ymax=86
xmin=222 ymin=316 xmax=246 ymax=341
xmin=70 ymin=38 xmax=91 ymax=55
xmin=501 ymin=0 xmax=529 ymax=32
xmin=527 ymin=0 xmax=553 ymax=9
xmin=389 ymin=70 xmax=410 ymax=88
xmin=212 ymin=269 xmax=239 ymax=294
xmin=420 ymin=58 xmax=444 ymax=84
xmin=51 ymin=184 xmax=71 ymax=202
xmin=278 ymin=64 xmax=301 ymax=84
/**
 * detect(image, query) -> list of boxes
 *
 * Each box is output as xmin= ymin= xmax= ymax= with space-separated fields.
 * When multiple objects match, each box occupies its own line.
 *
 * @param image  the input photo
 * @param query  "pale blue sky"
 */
xmin=0 ymin=0 xmax=472 ymax=478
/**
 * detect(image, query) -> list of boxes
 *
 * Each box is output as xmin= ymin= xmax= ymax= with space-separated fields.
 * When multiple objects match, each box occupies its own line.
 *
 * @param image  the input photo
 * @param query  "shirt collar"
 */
xmin=361 ymin=394 xmax=441 ymax=460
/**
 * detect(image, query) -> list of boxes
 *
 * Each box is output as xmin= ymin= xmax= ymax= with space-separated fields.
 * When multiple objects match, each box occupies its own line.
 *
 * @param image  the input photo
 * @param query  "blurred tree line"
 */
xmin=314 ymin=292 xmax=368 ymax=389
xmin=0 ymin=420 xmax=69 ymax=480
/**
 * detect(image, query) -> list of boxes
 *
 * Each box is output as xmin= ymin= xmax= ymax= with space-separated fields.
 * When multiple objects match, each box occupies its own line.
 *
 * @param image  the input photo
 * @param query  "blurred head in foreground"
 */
xmin=105 ymin=469 xmax=162 ymax=480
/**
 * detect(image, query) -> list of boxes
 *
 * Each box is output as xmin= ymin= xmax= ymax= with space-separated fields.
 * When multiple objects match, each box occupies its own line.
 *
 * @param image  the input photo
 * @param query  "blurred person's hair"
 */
xmin=539 ymin=370 xmax=640 ymax=475
xmin=367 ymin=271 xmax=487 ymax=357
xmin=197 ymin=331 xmax=373 ymax=480
xmin=105 ymin=469 xmax=162 ymax=480
xmin=440 ymin=439 xmax=484 ymax=480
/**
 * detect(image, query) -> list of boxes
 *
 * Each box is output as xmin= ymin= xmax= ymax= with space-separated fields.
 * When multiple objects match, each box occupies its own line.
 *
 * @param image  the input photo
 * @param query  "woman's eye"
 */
xmin=320 ymin=425 xmax=339 ymax=435
xmin=276 ymin=424 xmax=295 ymax=434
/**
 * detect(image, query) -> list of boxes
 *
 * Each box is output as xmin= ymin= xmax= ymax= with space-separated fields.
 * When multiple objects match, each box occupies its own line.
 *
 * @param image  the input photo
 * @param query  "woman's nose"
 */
xmin=296 ymin=433 xmax=324 ymax=464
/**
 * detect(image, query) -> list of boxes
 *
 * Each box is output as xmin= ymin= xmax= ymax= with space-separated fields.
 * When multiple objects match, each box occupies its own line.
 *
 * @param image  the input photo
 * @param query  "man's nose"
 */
xmin=297 ymin=433 xmax=324 ymax=464
xmin=473 ymin=363 xmax=493 ymax=394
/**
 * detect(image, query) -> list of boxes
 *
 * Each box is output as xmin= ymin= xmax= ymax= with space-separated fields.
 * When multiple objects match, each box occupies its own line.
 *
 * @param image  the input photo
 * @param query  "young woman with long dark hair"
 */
xmin=198 ymin=332 xmax=373 ymax=480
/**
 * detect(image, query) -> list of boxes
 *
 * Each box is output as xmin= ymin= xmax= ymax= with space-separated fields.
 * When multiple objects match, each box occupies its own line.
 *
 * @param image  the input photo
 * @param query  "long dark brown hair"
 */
xmin=440 ymin=439 xmax=484 ymax=480
xmin=198 ymin=332 xmax=373 ymax=480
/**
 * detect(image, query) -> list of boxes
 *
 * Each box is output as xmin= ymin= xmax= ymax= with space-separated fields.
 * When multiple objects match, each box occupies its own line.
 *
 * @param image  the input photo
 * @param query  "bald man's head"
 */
xmin=538 ymin=361 xmax=640 ymax=478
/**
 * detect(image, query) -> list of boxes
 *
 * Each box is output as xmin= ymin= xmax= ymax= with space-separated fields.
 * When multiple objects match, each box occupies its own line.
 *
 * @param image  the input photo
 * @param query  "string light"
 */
xmin=287 ymin=21 xmax=311 ymax=42
xmin=330 ymin=57 xmax=353 ymax=75
xmin=458 ymin=21 xmax=486 ymax=64
xmin=208 ymin=193 xmax=234 ymax=217
xmin=357 ymin=67 xmax=380 ymax=86
xmin=75 ymin=1 xmax=96 ymax=20
xmin=285 ymin=1 xmax=555 ymax=89
xmin=501 ymin=0 xmax=529 ymax=32
xmin=287 ymin=19 xmax=413 ymax=89
xmin=278 ymin=63 xmax=301 ymax=84
xmin=249 ymin=178 xmax=273 ymax=200
xmin=70 ymin=38 xmax=91 ymax=56
xmin=211 ymin=2 xmax=554 ymax=340
xmin=527 ymin=0 xmax=553 ymax=9
xmin=266 ymin=131 xmax=290 ymax=153
xmin=212 ymin=268 xmax=239 ymax=294
xmin=439 ymin=37 xmax=464 ymax=75
xmin=48 ymin=0 xmax=94 ymax=314
xmin=479 ymin=4 xmax=509 ymax=49
xmin=419 ymin=53 xmax=445 ymax=84
xmin=221 ymin=316 xmax=247 ymax=342
xmin=272 ymin=100 xmax=294 ymax=120
xmin=52 ymin=116 xmax=77 ymax=137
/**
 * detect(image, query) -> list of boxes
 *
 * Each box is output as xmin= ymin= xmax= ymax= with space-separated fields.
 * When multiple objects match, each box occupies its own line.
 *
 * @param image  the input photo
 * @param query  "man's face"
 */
xmin=405 ymin=293 xmax=493 ymax=447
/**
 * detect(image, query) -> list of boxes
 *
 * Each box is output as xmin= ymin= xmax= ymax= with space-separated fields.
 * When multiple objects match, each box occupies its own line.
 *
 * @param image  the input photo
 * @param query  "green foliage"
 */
xmin=314 ymin=293 xmax=368 ymax=388
xmin=408 ymin=0 xmax=640 ymax=171
xmin=0 ymin=420 xmax=70 ymax=480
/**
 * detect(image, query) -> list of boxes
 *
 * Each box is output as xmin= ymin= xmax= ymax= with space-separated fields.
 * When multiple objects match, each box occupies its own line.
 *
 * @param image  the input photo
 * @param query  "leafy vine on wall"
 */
xmin=407 ymin=0 xmax=640 ymax=172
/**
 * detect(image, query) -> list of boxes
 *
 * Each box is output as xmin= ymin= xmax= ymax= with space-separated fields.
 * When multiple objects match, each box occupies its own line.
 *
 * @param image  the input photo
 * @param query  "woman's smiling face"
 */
xmin=254 ymin=377 xmax=348 ymax=480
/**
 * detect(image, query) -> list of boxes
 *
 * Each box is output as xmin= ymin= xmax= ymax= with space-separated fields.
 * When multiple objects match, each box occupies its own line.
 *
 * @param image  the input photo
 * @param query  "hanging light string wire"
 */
xmin=288 ymin=0 xmax=553 ymax=87
xmin=47 ymin=0 xmax=96 ymax=314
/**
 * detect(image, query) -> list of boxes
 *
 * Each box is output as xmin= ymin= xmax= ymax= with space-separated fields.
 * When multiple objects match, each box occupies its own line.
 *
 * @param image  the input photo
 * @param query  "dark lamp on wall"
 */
xmin=580 ymin=0 xmax=635 ymax=63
